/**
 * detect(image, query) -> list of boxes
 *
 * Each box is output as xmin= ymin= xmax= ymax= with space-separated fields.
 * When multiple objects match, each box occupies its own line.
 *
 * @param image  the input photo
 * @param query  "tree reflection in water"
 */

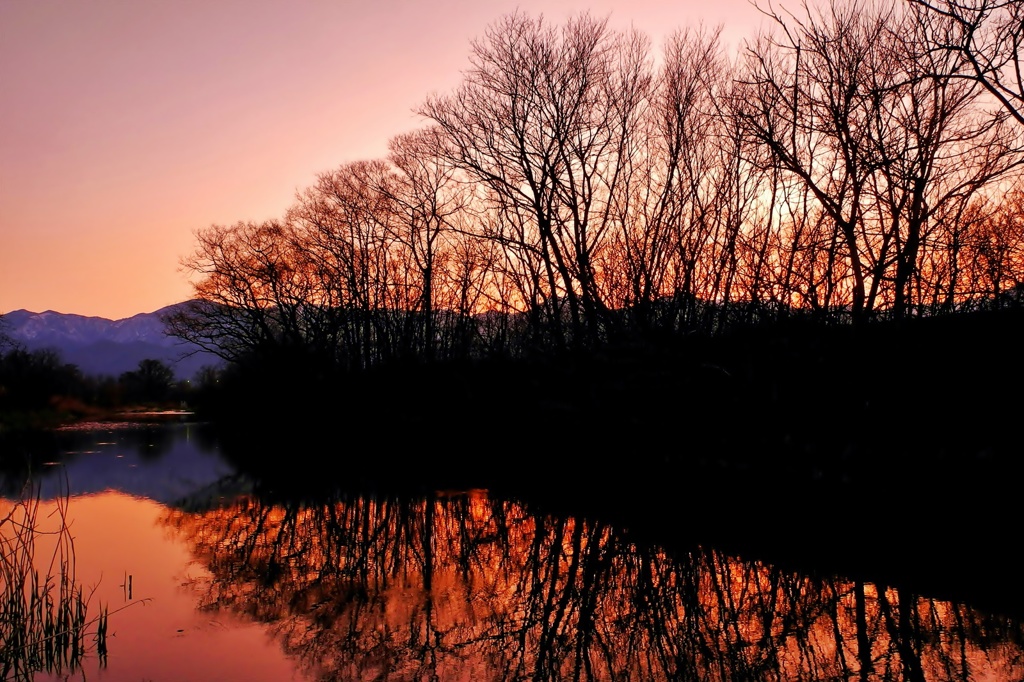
xmin=163 ymin=490 xmax=1024 ymax=681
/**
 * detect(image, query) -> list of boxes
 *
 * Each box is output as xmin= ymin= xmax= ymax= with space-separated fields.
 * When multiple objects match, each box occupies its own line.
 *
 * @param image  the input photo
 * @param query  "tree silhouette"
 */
xmin=119 ymin=358 xmax=175 ymax=404
xmin=169 ymin=7 xmax=1024 ymax=375
xmin=0 ymin=348 xmax=82 ymax=412
xmin=420 ymin=12 xmax=655 ymax=348
xmin=909 ymin=0 xmax=1024 ymax=127
xmin=0 ymin=313 xmax=16 ymax=354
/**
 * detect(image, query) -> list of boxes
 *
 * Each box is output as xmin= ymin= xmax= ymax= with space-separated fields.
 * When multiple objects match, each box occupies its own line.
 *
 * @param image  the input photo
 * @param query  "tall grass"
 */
xmin=0 ymin=479 xmax=108 ymax=680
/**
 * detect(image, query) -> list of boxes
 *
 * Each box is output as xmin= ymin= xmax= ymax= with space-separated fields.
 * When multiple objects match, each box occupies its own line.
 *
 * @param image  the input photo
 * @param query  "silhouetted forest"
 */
xmin=0 ymin=344 xmax=206 ymax=432
xmin=154 ymin=1 xmax=1024 ymax=476
xmin=167 ymin=3 xmax=1023 ymax=360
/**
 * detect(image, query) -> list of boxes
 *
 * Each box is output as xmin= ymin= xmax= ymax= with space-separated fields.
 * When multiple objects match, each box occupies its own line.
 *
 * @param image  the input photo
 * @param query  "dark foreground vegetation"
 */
xmin=0 ymin=342 xmax=202 ymax=433
xmin=199 ymin=303 xmax=1023 ymax=503
xmin=178 ymin=306 xmax=1022 ymax=624
xmin=0 ymin=484 xmax=109 ymax=681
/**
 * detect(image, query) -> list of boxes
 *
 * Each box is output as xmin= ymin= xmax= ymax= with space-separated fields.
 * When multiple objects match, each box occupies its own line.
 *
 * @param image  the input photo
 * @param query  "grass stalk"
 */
xmin=0 ymin=478 xmax=107 ymax=680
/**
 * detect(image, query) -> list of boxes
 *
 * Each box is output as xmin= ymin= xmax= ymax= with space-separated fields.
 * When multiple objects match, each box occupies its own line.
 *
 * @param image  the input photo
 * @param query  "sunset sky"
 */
xmin=1 ymin=0 xmax=768 ymax=320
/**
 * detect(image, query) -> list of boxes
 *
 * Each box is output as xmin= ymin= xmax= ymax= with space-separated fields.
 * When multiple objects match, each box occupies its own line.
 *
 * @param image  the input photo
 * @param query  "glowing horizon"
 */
xmin=0 ymin=0 xmax=766 ymax=320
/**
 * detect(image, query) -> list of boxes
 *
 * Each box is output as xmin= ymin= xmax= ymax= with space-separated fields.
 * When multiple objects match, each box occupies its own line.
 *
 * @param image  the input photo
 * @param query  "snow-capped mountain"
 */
xmin=1 ymin=303 xmax=221 ymax=380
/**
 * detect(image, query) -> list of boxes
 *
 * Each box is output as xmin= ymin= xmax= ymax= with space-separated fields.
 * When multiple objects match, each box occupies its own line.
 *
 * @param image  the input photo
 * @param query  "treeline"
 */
xmin=168 ymin=0 xmax=1024 ymax=373
xmin=0 ymin=340 xmax=215 ymax=430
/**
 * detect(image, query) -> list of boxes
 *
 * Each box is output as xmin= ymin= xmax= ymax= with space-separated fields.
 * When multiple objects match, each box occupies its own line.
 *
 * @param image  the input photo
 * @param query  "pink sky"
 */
xmin=0 ymin=0 xmax=768 ymax=320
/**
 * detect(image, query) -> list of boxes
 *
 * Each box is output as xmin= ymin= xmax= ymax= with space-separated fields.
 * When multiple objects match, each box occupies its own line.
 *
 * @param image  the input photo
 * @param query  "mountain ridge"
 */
xmin=1 ymin=302 xmax=221 ymax=380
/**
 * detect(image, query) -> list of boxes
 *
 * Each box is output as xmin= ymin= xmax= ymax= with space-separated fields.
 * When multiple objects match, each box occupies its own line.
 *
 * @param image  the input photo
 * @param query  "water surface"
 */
xmin=2 ymin=422 xmax=1021 ymax=681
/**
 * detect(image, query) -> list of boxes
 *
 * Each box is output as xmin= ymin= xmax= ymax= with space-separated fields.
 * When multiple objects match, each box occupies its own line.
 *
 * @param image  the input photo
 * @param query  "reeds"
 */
xmin=0 ymin=479 xmax=108 ymax=680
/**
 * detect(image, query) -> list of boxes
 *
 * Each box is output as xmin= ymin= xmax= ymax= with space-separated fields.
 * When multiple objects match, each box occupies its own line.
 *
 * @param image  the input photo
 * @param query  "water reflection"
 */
xmin=0 ymin=421 xmax=233 ymax=502
xmin=164 ymin=490 xmax=1024 ymax=682
xmin=4 ymin=423 xmax=1023 ymax=681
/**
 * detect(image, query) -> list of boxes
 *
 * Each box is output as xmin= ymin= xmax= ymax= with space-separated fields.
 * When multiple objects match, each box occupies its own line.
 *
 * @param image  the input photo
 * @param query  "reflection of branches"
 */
xmin=163 ymin=490 xmax=1024 ymax=681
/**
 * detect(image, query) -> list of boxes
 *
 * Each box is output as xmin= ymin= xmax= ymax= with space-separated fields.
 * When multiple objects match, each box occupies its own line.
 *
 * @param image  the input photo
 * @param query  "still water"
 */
xmin=1 ymin=421 xmax=1022 ymax=681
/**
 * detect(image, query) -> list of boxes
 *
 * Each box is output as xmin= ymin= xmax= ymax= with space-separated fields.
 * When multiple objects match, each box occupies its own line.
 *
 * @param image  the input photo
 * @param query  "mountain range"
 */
xmin=0 ymin=302 xmax=221 ymax=380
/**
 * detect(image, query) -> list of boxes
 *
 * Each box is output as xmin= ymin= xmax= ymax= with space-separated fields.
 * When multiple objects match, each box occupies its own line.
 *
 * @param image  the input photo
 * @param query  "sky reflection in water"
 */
xmin=2 ymin=422 xmax=1022 ymax=682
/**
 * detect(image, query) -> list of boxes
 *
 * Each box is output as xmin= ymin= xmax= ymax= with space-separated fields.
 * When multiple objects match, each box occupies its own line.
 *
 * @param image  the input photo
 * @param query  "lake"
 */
xmin=1 ymin=420 xmax=1022 ymax=681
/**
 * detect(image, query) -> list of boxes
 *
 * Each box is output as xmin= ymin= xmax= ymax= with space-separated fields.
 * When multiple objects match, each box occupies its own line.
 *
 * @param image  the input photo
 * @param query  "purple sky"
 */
xmin=0 ymin=0 xmax=768 ymax=319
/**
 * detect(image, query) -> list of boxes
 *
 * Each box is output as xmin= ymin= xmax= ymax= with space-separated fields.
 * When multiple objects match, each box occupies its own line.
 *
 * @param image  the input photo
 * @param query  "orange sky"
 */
xmin=0 ymin=0 xmax=768 ymax=320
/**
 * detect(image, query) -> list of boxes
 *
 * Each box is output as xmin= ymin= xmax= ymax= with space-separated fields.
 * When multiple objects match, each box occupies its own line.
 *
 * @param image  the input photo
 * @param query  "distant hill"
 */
xmin=1 ymin=303 xmax=222 ymax=380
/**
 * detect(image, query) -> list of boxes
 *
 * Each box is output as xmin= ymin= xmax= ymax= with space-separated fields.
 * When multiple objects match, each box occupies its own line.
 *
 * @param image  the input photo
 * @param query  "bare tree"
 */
xmin=958 ymin=187 xmax=1024 ymax=306
xmin=287 ymin=160 xmax=412 ymax=368
xmin=608 ymin=26 xmax=732 ymax=332
xmin=736 ymin=2 xmax=891 ymax=322
xmin=908 ymin=0 xmax=1024 ymax=126
xmin=385 ymin=127 xmax=480 ymax=360
xmin=735 ymin=0 xmax=1022 ymax=321
xmin=166 ymin=219 xmax=312 ymax=364
xmin=420 ymin=12 xmax=653 ymax=348
xmin=865 ymin=4 xmax=1023 ymax=316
